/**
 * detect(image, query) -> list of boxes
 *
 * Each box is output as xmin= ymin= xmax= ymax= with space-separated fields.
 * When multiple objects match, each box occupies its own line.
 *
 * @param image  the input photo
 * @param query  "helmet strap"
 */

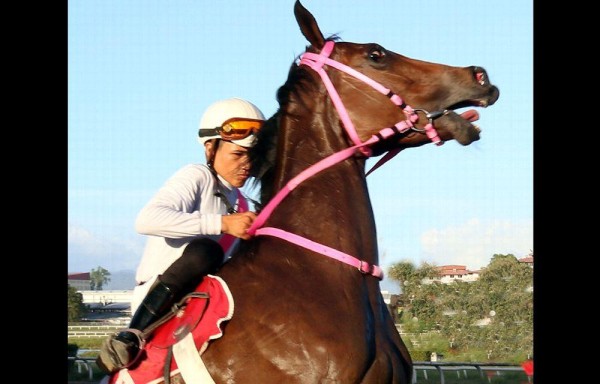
xmin=206 ymin=139 xmax=221 ymax=169
xmin=207 ymin=146 xmax=237 ymax=214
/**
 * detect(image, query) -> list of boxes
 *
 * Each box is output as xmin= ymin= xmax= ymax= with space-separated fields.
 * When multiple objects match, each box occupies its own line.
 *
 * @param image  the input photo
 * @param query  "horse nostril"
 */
xmin=472 ymin=66 xmax=488 ymax=86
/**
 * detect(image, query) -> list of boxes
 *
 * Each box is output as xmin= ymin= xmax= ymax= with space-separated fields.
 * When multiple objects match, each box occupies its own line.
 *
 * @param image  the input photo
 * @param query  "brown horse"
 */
xmin=107 ymin=1 xmax=499 ymax=383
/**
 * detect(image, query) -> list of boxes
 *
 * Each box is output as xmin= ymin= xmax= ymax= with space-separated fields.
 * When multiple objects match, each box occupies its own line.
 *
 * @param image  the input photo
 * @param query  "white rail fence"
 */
xmin=412 ymin=362 xmax=529 ymax=383
xmin=68 ymin=325 xmax=120 ymax=338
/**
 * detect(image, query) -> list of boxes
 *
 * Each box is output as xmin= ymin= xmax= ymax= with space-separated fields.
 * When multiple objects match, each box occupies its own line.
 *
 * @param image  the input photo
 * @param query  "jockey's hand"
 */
xmin=221 ymin=211 xmax=257 ymax=240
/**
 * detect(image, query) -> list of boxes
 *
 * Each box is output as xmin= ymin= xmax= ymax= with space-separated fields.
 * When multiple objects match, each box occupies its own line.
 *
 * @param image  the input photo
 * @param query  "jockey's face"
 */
xmin=206 ymin=140 xmax=251 ymax=188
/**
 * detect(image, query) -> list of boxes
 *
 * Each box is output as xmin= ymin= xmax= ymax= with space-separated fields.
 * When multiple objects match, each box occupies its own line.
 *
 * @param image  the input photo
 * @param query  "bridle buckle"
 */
xmin=358 ymin=261 xmax=374 ymax=275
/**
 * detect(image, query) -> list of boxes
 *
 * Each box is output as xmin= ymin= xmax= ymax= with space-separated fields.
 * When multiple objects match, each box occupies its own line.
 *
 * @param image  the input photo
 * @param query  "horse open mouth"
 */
xmin=450 ymin=98 xmax=490 ymax=127
xmin=442 ymin=83 xmax=499 ymax=145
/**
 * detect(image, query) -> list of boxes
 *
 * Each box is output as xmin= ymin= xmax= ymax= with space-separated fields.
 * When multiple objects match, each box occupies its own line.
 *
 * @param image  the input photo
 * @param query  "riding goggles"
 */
xmin=198 ymin=118 xmax=264 ymax=141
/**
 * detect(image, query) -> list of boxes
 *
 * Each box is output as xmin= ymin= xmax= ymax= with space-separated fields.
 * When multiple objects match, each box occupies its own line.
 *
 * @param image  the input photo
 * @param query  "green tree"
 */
xmin=90 ymin=266 xmax=111 ymax=290
xmin=388 ymin=261 xmax=416 ymax=292
xmin=474 ymin=254 xmax=533 ymax=361
xmin=68 ymin=284 xmax=86 ymax=322
xmin=387 ymin=253 xmax=533 ymax=363
xmin=388 ymin=261 xmax=441 ymax=330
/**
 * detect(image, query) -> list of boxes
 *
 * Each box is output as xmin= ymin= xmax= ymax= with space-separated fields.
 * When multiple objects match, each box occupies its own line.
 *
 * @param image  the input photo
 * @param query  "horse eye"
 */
xmin=368 ymin=48 xmax=386 ymax=62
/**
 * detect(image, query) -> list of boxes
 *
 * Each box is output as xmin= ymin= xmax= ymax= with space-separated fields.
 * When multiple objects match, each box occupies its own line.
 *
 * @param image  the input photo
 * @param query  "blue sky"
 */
xmin=68 ymin=0 xmax=533 ymax=293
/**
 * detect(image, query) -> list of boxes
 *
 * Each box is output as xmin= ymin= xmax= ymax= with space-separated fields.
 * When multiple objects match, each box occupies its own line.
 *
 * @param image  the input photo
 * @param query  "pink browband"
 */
xmin=248 ymin=41 xmax=443 ymax=280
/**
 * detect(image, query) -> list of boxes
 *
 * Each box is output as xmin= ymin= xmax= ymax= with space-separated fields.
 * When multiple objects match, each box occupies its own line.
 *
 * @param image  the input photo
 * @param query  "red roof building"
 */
xmin=423 ymin=265 xmax=481 ymax=284
xmin=68 ymin=272 xmax=91 ymax=291
xmin=518 ymin=253 xmax=534 ymax=268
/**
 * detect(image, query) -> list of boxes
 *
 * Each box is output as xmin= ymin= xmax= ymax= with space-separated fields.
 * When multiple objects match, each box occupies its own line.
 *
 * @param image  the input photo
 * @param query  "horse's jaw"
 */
xmin=439 ymin=110 xmax=483 ymax=145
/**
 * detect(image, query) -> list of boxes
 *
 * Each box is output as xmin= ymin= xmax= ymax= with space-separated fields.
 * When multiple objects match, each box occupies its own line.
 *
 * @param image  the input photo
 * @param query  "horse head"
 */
xmin=293 ymin=0 xmax=500 ymax=155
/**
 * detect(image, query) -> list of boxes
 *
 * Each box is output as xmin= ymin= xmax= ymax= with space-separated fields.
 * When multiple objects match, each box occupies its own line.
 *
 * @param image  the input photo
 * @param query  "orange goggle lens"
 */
xmin=217 ymin=118 xmax=264 ymax=140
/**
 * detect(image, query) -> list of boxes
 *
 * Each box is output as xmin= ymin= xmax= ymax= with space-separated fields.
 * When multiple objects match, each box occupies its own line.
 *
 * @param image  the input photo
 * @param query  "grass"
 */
xmin=68 ymin=337 xmax=108 ymax=350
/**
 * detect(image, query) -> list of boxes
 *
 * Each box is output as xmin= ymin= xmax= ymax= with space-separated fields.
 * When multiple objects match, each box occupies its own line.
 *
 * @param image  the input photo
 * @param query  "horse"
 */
xmin=105 ymin=1 xmax=499 ymax=383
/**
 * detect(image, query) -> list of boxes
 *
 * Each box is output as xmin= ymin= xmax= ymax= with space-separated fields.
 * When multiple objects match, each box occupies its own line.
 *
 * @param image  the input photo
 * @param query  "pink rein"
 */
xmin=247 ymin=41 xmax=442 ymax=280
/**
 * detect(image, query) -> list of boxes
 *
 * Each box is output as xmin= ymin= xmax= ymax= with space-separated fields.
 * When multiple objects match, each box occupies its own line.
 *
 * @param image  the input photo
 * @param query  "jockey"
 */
xmin=96 ymin=97 xmax=265 ymax=374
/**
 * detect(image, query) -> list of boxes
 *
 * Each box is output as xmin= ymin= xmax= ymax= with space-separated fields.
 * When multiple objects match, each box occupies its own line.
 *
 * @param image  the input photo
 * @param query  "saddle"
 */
xmin=106 ymin=275 xmax=234 ymax=384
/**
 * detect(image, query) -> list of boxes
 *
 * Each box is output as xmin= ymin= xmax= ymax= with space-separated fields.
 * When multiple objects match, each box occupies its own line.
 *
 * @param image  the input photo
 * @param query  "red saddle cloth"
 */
xmin=109 ymin=275 xmax=234 ymax=384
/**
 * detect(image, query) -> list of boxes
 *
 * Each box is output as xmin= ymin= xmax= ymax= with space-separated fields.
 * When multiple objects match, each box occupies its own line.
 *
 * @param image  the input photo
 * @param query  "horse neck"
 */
xmin=266 ymin=103 xmax=379 ymax=266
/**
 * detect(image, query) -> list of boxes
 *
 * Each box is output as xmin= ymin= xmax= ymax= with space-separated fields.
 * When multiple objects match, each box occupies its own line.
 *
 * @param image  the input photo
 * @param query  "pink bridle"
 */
xmin=247 ymin=41 xmax=446 ymax=280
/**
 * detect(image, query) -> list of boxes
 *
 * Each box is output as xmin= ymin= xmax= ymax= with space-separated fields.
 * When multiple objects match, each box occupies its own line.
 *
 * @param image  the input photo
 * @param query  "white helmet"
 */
xmin=197 ymin=98 xmax=265 ymax=148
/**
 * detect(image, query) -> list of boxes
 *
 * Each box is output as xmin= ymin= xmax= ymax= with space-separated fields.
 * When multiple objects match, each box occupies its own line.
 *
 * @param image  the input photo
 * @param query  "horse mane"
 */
xmin=249 ymin=36 xmax=341 ymax=206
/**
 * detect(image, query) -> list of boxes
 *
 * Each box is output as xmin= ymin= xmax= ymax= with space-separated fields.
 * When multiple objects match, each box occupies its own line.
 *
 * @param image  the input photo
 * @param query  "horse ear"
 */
xmin=294 ymin=0 xmax=325 ymax=49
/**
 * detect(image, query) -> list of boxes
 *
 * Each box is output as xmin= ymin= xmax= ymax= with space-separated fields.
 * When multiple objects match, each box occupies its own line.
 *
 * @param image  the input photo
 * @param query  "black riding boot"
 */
xmin=96 ymin=277 xmax=176 ymax=374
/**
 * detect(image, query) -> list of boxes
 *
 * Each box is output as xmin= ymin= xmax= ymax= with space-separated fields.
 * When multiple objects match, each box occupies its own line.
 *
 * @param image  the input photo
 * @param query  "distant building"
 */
xmin=422 ymin=252 xmax=533 ymax=285
xmin=422 ymin=265 xmax=481 ymax=285
xmin=519 ymin=252 xmax=534 ymax=292
xmin=518 ymin=252 xmax=534 ymax=268
xmin=68 ymin=272 xmax=91 ymax=291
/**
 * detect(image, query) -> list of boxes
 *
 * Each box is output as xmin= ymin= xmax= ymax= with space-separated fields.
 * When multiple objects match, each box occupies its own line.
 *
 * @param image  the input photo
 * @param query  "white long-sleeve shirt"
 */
xmin=133 ymin=163 xmax=240 ymax=285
